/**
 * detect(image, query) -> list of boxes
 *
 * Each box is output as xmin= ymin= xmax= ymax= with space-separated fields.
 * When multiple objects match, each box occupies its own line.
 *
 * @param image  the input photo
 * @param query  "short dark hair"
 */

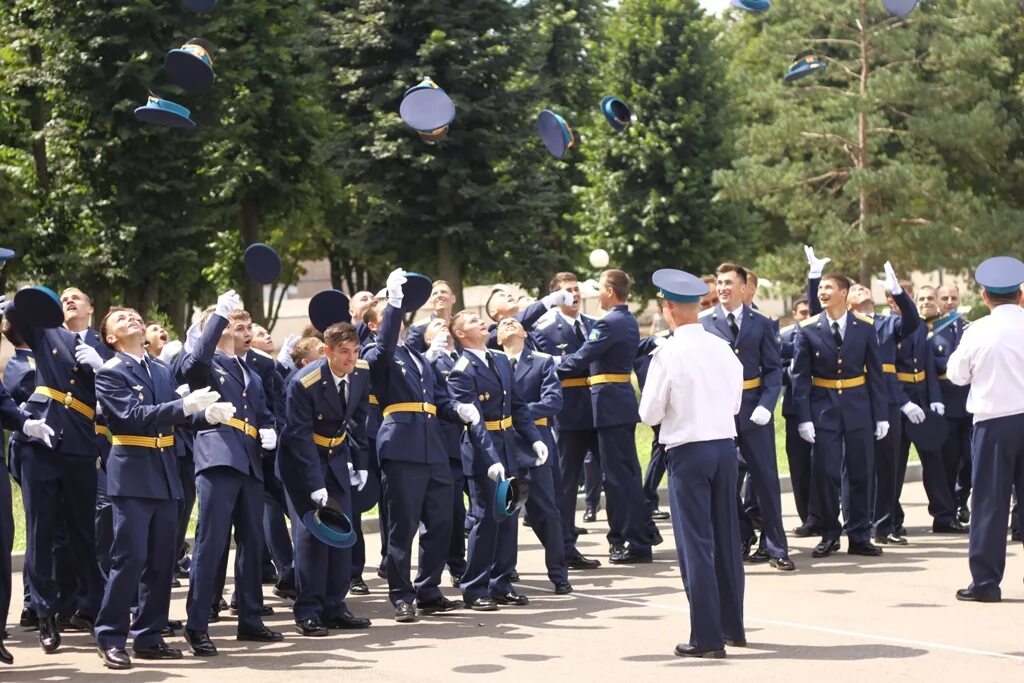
xmin=362 ymin=299 xmax=386 ymax=327
xmin=821 ymin=273 xmax=851 ymax=292
xmin=292 ymin=337 xmax=324 ymax=367
xmin=986 ymin=290 xmax=1022 ymax=306
xmin=602 ymin=269 xmax=630 ymax=301
xmin=792 ymin=296 xmax=809 ymax=311
xmin=99 ymin=306 xmax=137 ymax=349
xmin=1 ymin=317 xmax=24 ymax=347
xmin=323 ymin=322 xmax=359 ymax=348
xmin=300 ymin=322 xmax=324 ymax=341
xmin=548 ymin=272 xmax=578 ymax=293
xmin=716 ymin=263 xmax=748 ymax=284
xmin=449 ymin=309 xmax=474 ymax=335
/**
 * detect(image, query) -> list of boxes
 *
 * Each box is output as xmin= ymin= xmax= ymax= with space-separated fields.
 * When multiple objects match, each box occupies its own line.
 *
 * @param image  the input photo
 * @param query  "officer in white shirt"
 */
xmin=947 ymin=256 xmax=1024 ymax=603
xmin=639 ymin=269 xmax=745 ymax=659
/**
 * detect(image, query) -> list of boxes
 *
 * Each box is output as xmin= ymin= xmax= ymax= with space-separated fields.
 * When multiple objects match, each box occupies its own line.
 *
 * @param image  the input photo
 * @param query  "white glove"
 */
xmin=875 ymin=421 xmax=890 ymax=440
xmin=259 ymin=428 xmax=277 ymax=450
xmin=750 ymin=405 xmax=772 ymax=426
xmin=23 ymin=418 xmax=54 ymax=448
xmin=532 ymin=440 xmax=548 ymax=467
xmin=158 ymin=339 xmax=182 ymax=364
xmin=487 ymin=462 xmax=506 ymax=482
xmin=541 ymin=289 xmax=574 ymax=308
xmin=883 ymin=261 xmax=901 ymax=295
xmin=930 ymin=402 xmax=945 ymax=416
xmin=75 ymin=343 xmax=104 ymax=371
xmin=183 ymin=386 xmax=220 ymax=416
xmin=901 ymin=401 xmax=926 ymax=424
xmin=348 ymin=463 xmax=369 ymax=491
xmin=310 ymin=488 xmax=329 ymax=507
xmin=386 ymin=268 xmax=407 ymax=308
xmin=175 ymin=383 xmax=191 ymax=398
xmin=804 ymin=245 xmax=831 ymax=279
xmin=455 ymin=402 xmax=481 ymax=426
xmin=204 ymin=402 xmax=236 ymax=425
xmin=798 ymin=421 xmax=816 ymax=444
xmin=277 ymin=334 xmax=300 ymax=369
xmin=215 ymin=289 xmax=243 ymax=318
xmin=184 ymin=321 xmax=201 ymax=354
xmin=425 ymin=331 xmax=450 ymax=362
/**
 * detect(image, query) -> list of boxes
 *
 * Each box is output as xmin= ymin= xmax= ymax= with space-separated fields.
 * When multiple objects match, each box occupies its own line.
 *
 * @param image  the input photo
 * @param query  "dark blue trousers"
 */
xmin=95 ymin=468 xmax=114 ymax=578
xmin=174 ymin=455 xmax=196 ymax=566
xmin=95 ymin=497 xmax=177 ymax=650
xmin=642 ymin=425 xmax=666 ymax=512
xmin=871 ymin=403 xmax=902 ymax=535
xmin=736 ymin=422 xmax=787 ymax=559
xmin=967 ymin=414 xmax=1024 ymax=598
xmin=381 ymin=460 xmax=452 ymax=606
xmin=368 ymin=439 xmax=389 ymax=569
xmin=813 ymin=427 xmax=874 ymax=544
xmin=521 ymin=463 xmax=567 ymax=585
xmin=557 ymin=428 xmax=600 ymax=555
xmin=597 ymin=423 xmax=655 ymax=553
xmin=0 ymin=457 xmax=13 ymax=629
xmin=261 ymin=457 xmax=294 ymax=585
xmin=461 ymin=472 xmax=518 ymax=602
xmin=583 ymin=450 xmax=602 ymax=509
xmin=667 ymin=439 xmax=745 ymax=650
xmin=946 ymin=416 xmax=973 ymax=508
xmin=784 ymin=416 xmax=813 ymax=524
xmin=288 ymin=470 xmax=352 ymax=621
xmin=186 ymin=467 xmax=265 ymax=632
xmin=446 ymin=459 xmax=467 ymax=577
xmin=21 ymin=445 xmax=104 ymax=618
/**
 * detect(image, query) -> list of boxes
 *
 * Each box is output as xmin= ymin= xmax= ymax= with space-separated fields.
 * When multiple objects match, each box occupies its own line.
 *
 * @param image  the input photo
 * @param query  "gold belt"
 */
xmin=485 ymin=416 xmax=513 ymax=431
xmin=742 ymin=377 xmax=762 ymax=390
xmin=382 ymin=402 xmax=437 ymax=418
xmin=312 ymin=432 xmax=347 ymax=449
xmin=33 ymin=386 xmax=95 ymax=420
xmin=560 ymin=378 xmax=589 ymax=389
xmin=534 ymin=418 xmax=549 ymax=427
xmin=111 ymin=434 xmax=175 ymax=449
xmin=95 ymin=424 xmax=111 ymax=438
xmin=812 ymin=376 xmax=866 ymax=390
xmin=368 ymin=394 xmax=379 ymax=405
xmin=882 ymin=364 xmax=896 ymax=374
xmin=897 ymin=371 xmax=926 ymax=383
xmin=224 ymin=418 xmax=258 ymax=439
xmin=588 ymin=373 xmax=631 ymax=385
xmin=938 ymin=374 xmax=948 ymax=381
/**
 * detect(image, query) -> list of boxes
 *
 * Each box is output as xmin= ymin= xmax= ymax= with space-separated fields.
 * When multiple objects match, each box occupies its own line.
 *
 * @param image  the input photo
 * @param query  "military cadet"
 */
xmin=530 ymin=272 xmax=602 ymax=570
xmin=558 ymin=269 xmax=659 ymax=564
xmin=699 ymin=276 xmax=718 ymax=311
xmin=424 ymin=319 xmax=469 ymax=587
xmin=179 ymin=290 xmax=283 ymax=655
xmin=792 ymin=272 xmax=889 ymax=558
xmin=778 ymin=297 xmax=814 ymax=534
xmin=362 ymin=269 xmax=460 ymax=623
xmin=933 ymin=283 xmax=973 ymax=524
xmin=92 ymin=307 xmax=224 ymax=668
xmin=700 ymin=264 xmax=792 ymax=570
xmin=497 ymin=316 xmax=572 ymax=594
xmin=357 ymin=299 xmax=390 ymax=585
xmin=278 ymin=322 xmax=373 ymax=636
xmin=947 ymin=257 xmax=1024 ymax=602
xmin=448 ymin=310 xmax=546 ymax=608
xmin=406 ymin=280 xmax=457 ymax=352
xmin=639 ymin=269 xmax=745 ymax=659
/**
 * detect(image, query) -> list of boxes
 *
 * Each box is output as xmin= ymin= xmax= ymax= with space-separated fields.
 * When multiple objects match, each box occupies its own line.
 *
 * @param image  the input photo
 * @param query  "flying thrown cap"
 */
xmin=134 ymin=95 xmax=196 ymax=129
xmin=883 ymin=0 xmax=919 ymax=17
xmin=302 ymin=498 xmax=357 ymax=549
xmin=401 ymin=273 xmax=433 ymax=313
xmin=13 ymin=285 xmax=64 ymax=328
xmin=537 ymin=109 xmax=580 ymax=160
xmin=309 ymin=290 xmax=352 ymax=332
xmin=730 ymin=0 xmax=772 ymax=13
xmin=652 ymin=268 xmax=708 ymax=303
xmin=0 ymin=247 xmax=14 ymax=271
xmin=493 ymin=477 xmax=531 ymax=521
xmin=400 ymin=78 xmax=456 ymax=144
xmin=243 ymin=243 xmax=282 ymax=284
xmin=975 ymin=256 xmax=1024 ymax=295
xmin=600 ymin=96 xmax=636 ymax=132
xmin=183 ymin=0 xmax=217 ymax=13
xmin=165 ymin=38 xmax=216 ymax=94
xmin=785 ymin=51 xmax=827 ymax=83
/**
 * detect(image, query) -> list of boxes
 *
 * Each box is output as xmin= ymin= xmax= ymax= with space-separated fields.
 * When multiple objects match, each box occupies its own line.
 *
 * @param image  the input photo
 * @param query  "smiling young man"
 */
xmin=406 ymin=280 xmax=458 ymax=352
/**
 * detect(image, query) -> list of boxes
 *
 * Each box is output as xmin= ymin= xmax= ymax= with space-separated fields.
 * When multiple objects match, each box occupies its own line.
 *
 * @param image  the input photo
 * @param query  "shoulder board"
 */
xmin=655 ymin=329 xmax=671 ymax=337
xmin=28 ymin=357 xmax=36 ymax=370
xmin=355 ymin=359 xmax=369 ymax=369
xmin=800 ymin=314 xmax=820 ymax=327
xmin=531 ymin=351 xmax=552 ymax=359
xmin=779 ymin=323 xmax=796 ymax=334
xmin=852 ymin=313 xmax=873 ymax=325
xmin=300 ymin=368 xmax=321 ymax=388
xmin=533 ymin=309 xmax=557 ymax=330
xmin=749 ymin=307 xmax=769 ymax=318
xmin=698 ymin=307 xmax=715 ymax=318
xmin=453 ymin=356 xmax=470 ymax=373
xmin=102 ymin=357 xmax=122 ymax=369
xmin=251 ymin=348 xmax=273 ymax=360
xmin=411 ymin=317 xmax=431 ymax=328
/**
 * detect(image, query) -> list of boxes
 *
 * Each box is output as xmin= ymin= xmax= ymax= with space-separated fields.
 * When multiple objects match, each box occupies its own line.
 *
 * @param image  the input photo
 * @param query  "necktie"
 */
xmin=140 ymin=357 xmax=152 ymax=380
xmin=486 ymin=352 xmax=499 ymax=377
xmin=727 ymin=312 xmax=739 ymax=339
xmin=338 ymin=379 xmax=348 ymax=414
xmin=510 ymin=357 xmax=518 ymax=373
xmin=451 ymin=351 xmax=459 ymax=361
xmin=832 ymin=322 xmax=843 ymax=348
xmin=573 ymin=320 xmax=586 ymax=346
xmin=235 ymin=357 xmax=247 ymax=384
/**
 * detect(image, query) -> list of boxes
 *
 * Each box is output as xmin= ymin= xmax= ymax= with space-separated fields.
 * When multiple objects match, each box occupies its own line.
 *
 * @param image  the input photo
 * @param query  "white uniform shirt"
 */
xmin=946 ymin=304 xmax=1024 ymax=423
xmin=639 ymin=323 xmax=744 ymax=449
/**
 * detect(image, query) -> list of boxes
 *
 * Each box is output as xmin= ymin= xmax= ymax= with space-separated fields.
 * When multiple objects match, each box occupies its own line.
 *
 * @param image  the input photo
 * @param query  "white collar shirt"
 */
xmin=946 ymin=304 xmax=1024 ymax=423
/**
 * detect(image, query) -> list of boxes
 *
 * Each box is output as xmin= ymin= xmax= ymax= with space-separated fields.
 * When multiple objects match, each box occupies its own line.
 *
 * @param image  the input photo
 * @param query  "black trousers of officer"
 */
xmin=558 ymin=429 xmax=601 ymax=556
xmin=21 ymin=445 xmax=105 ymax=619
xmin=583 ymin=450 xmax=602 ymax=510
xmin=946 ymin=416 xmax=973 ymax=509
xmin=813 ymin=427 xmax=874 ymax=545
xmin=597 ymin=423 xmax=656 ymax=554
xmin=186 ymin=466 xmax=265 ymax=633
xmin=95 ymin=468 xmax=114 ymax=578
xmin=368 ymin=439 xmax=390 ymax=571
xmin=261 ymin=456 xmax=294 ymax=587
xmin=871 ymin=403 xmax=902 ymax=536
xmin=95 ymin=496 xmax=178 ymax=650
xmin=668 ymin=438 xmax=745 ymax=650
xmin=642 ymin=425 xmax=667 ymax=513
xmin=896 ymin=424 xmax=957 ymax=528
xmin=174 ymin=455 xmax=196 ymax=569
xmin=735 ymin=422 xmax=788 ymax=559
xmin=462 ymin=472 xmax=519 ymax=602
xmin=446 ymin=459 xmax=468 ymax=579
xmin=0 ymin=454 xmax=14 ymax=631
xmin=521 ymin=463 xmax=568 ymax=585
xmin=966 ymin=414 xmax=1024 ymax=597
xmin=381 ymin=460 xmax=452 ymax=606
xmin=784 ymin=416 xmax=813 ymax=525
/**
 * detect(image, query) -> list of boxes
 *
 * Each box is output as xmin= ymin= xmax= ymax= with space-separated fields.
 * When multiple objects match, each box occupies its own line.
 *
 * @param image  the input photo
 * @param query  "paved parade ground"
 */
xmin=4 ymin=482 xmax=1022 ymax=682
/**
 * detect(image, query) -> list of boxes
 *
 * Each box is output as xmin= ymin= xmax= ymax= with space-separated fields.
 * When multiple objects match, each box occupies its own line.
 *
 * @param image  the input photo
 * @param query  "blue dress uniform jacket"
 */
xmin=895 ymin=326 xmax=942 ymax=408
xmin=94 ymin=353 xmax=186 ymax=500
xmin=359 ymin=330 xmax=384 ymax=444
xmin=0 ymin=380 xmax=28 ymax=630
xmin=557 ymin=304 xmax=640 ymax=428
xmin=929 ymin=318 xmax=970 ymax=418
xmin=486 ymin=300 xmax=549 ymax=351
xmin=432 ymin=353 xmax=467 ymax=461
xmin=530 ymin=311 xmax=597 ymax=431
xmin=3 ymin=349 xmax=35 ymax=481
xmin=247 ymin=348 xmax=285 ymax=429
xmin=779 ymin=324 xmax=798 ymax=417
xmin=510 ymin=350 xmax=562 ymax=470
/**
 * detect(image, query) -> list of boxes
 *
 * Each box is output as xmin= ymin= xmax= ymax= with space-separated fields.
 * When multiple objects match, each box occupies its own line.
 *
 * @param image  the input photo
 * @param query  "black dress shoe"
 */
xmin=811 ymin=539 xmax=840 ymax=558
xmin=725 ymin=637 xmax=747 ymax=647
xmin=0 ymin=641 xmax=12 ymax=665
xmin=523 ymin=516 xmax=533 ymax=528
xmin=895 ymin=525 xmax=908 ymax=537
xmin=933 ymin=520 xmax=969 ymax=534
xmin=509 ymin=570 xmax=520 ymax=583
xmin=651 ymin=528 xmax=664 ymax=546
xmin=957 ymin=506 xmax=971 ymax=525
xmin=218 ymin=597 xmax=228 ymax=611
xmin=417 ymin=597 xmax=463 ymax=614
xmin=167 ymin=619 xmax=183 ymax=631
xmin=651 ymin=509 xmax=671 ymax=521
xmin=38 ymin=616 xmax=60 ymax=653
xmin=567 ymin=554 xmax=601 ymax=570
xmin=295 ymin=618 xmax=329 ymax=637
xmin=610 ymin=548 xmax=653 ymax=564
xmin=69 ymin=611 xmax=95 ymax=633
xmin=955 ymin=587 xmax=1000 ymax=603
xmin=1012 ymin=529 xmax=1022 ymax=542
xmin=174 ymin=566 xmax=190 ymax=580
xmin=208 ymin=608 xmax=221 ymax=623
xmin=230 ymin=603 xmax=274 ymax=617
xmin=467 ymin=597 xmax=499 ymax=611
xmin=674 ymin=644 xmax=726 ymax=658
xmin=450 ymin=573 xmax=462 ymax=588
xmin=237 ymin=625 xmax=284 ymax=642
xmin=791 ymin=524 xmax=815 ymax=537
xmin=745 ymin=547 xmax=770 ymax=564
xmin=554 ymin=582 xmax=573 ymax=595
xmin=323 ymin=609 xmax=371 ymax=629
xmin=171 ymin=577 xmax=181 ymax=588
xmin=133 ymin=643 xmax=183 ymax=660
xmin=350 ymin=576 xmax=370 ymax=595
xmin=574 ymin=525 xmax=589 ymax=535
xmin=848 ymin=542 xmax=883 ymax=556
xmin=394 ymin=601 xmax=417 ymax=623
xmin=491 ymin=591 xmax=529 ymax=606
xmin=741 ymin=533 xmax=758 ymax=558
xmin=582 ymin=507 xmax=597 ymax=523
xmin=184 ymin=629 xmax=218 ymax=656
xmin=769 ymin=556 xmax=796 ymax=571
xmin=273 ymin=583 xmax=297 ymax=601
xmin=262 ymin=571 xmax=280 ymax=585
xmin=609 ymin=542 xmax=625 ymax=555
xmin=20 ymin=607 xmax=38 ymax=629
xmin=875 ymin=532 xmax=908 ymax=546
xmin=98 ymin=646 xmax=132 ymax=669
xmin=377 ymin=565 xmax=388 ymax=580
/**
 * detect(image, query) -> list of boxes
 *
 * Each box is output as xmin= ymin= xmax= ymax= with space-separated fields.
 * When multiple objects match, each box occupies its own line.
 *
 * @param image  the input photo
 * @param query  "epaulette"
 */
xmin=411 ymin=317 xmax=431 ymax=328
xmin=531 ymin=351 xmax=552 ymax=359
xmin=533 ymin=309 xmax=557 ymax=330
xmin=28 ymin=357 xmax=37 ymax=370
xmin=698 ymin=307 xmax=715 ymax=318
xmin=852 ymin=312 xmax=873 ymax=325
xmin=779 ymin=323 xmax=796 ymax=334
xmin=453 ymin=356 xmax=470 ymax=373
xmin=251 ymin=348 xmax=273 ymax=360
xmin=102 ymin=357 xmax=122 ymax=369
xmin=300 ymin=367 xmax=321 ymax=388
xmin=749 ymin=307 xmax=769 ymax=319
xmin=655 ymin=329 xmax=671 ymax=337
xmin=800 ymin=314 xmax=820 ymax=327
xmin=355 ymin=359 xmax=369 ymax=369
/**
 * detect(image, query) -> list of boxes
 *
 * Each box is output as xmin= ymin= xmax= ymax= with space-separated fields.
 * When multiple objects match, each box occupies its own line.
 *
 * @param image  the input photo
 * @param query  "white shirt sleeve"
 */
xmin=639 ymin=349 xmax=669 ymax=427
xmin=946 ymin=325 xmax=976 ymax=387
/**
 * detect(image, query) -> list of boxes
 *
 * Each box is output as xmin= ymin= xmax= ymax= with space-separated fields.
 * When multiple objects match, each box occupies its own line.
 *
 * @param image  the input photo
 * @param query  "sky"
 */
xmin=700 ymin=0 xmax=733 ymax=13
